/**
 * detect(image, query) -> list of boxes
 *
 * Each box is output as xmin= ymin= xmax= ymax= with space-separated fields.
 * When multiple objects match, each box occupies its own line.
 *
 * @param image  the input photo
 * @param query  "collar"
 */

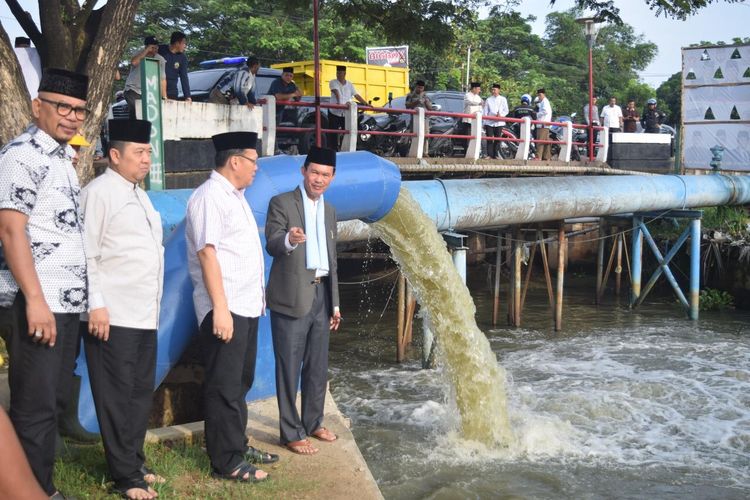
xmin=210 ymin=170 xmax=244 ymax=196
xmin=104 ymin=167 xmax=139 ymax=190
xmin=27 ymin=124 xmax=74 ymax=159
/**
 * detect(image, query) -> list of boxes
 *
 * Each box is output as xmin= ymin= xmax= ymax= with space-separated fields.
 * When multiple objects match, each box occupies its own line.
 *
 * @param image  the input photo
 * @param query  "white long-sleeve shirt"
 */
xmin=483 ymin=95 xmax=509 ymax=127
xmin=536 ymin=97 xmax=552 ymax=127
xmin=81 ymin=168 xmax=164 ymax=329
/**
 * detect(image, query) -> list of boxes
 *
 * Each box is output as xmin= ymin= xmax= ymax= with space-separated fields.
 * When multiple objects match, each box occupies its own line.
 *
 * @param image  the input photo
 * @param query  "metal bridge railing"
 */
xmin=259 ymin=95 xmax=609 ymax=161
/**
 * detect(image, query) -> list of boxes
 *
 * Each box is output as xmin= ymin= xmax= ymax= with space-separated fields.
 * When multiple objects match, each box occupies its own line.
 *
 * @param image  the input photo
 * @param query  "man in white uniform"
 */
xmin=328 ymin=65 xmax=367 ymax=150
xmin=535 ymin=88 xmax=553 ymax=160
xmin=82 ymin=119 xmax=164 ymax=500
xmin=13 ymin=37 xmax=42 ymax=100
xmin=600 ymin=96 xmax=624 ymax=133
xmin=483 ymin=83 xmax=509 ymax=159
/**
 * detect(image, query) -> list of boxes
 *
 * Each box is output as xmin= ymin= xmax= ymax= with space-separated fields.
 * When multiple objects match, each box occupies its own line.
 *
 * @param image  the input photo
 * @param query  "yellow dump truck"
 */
xmin=271 ymin=59 xmax=410 ymax=105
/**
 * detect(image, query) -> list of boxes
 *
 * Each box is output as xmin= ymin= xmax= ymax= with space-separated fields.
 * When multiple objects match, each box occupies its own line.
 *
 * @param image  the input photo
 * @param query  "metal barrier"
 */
xmin=259 ymin=95 xmax=609 ymax=161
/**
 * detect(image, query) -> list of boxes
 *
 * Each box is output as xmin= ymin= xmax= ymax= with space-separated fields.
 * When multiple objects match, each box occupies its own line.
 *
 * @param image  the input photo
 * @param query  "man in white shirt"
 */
xmin=328 ymin=65 xmax=367 ymax=151
xmin=483 ymin=83 xmax=509 ymax=159
xmin=600 ymin=96 xmax=624 ymax=133
xmin=123 ymin=36 xmax=167 ymax=119
xmin=13 ymin=37 xmax=42 ymax=100
xmin=81 ymin=119 xmax=164 ymax=500
xmin=535 ymin=88 xmax=553 ymax=160
xmin=186 ymin=132 xmax=274 ymax=484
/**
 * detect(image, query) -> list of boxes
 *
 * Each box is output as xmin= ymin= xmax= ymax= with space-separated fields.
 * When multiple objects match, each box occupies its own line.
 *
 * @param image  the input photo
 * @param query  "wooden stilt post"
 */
xmin=555 ymin=221 xmax=566 ymax=331
xmin=538 ymin=227 xmax=554 ymax=309
xmin=404 ymin=282 xmax=416 ymax=345
xmin=506 ymin=231 xmax=514 ymax=325
xmin=596 ymin=219 xmax=605 ymax=304
xmin=492 ymin=229 xmax=502 ymax=326
xmin=513 ymin=226 xmax=522 ymax=327
xmin=520 ymin=238 xmax=538 ymax=311
xmin=599 ymin=227 xmax=619 ymax=304
xmin=615 ymin=229 xmax=623 ymax=296
xmin=396 ymin=273 xmax=406 ymax=362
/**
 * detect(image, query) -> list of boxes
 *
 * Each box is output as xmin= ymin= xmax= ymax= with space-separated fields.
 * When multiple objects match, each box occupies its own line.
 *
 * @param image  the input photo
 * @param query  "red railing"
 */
xmin=265 ymin=98 xmax=606 ymax=158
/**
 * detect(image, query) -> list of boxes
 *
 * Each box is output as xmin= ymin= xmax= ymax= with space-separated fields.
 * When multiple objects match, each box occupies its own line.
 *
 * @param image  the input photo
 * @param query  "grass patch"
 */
xmin=55 ymin=439 xmax=315 ymax=499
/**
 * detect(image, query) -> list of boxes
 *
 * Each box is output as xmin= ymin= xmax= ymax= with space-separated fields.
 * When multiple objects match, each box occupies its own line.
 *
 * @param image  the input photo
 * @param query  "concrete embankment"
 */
xmin=0 ymin=374 xmax=383 ymax=500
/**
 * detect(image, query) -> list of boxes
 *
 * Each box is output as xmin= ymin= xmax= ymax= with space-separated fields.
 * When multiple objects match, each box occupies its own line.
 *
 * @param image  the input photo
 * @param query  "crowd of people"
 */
xmin=0 ymin=67 xmax=342 ymax=500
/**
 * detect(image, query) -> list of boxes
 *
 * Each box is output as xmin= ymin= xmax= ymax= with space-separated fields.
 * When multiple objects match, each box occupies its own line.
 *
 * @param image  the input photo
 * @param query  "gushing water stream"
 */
xmin=372 ymin=188 xmax=512 ymax=445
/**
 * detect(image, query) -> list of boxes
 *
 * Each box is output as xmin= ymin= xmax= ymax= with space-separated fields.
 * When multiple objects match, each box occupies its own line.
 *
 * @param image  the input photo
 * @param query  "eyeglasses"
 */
xmin=234 ymin=154 xmax=257 ymax=165
xmin=38 ymin=97 xmax=90 ymax=120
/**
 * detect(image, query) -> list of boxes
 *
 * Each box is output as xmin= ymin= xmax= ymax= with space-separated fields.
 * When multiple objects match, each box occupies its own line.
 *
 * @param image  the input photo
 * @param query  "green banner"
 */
xmin=141 ymin=57 xmax=165 ymax=190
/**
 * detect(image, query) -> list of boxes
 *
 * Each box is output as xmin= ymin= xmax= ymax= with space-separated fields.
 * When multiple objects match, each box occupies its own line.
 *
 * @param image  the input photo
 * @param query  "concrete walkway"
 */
xmin=0 ymin=373 xmax=383 ymax=499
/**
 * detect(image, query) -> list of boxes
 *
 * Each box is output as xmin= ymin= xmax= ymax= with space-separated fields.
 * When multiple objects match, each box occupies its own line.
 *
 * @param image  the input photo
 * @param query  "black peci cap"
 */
xmin=336 ymin=65 xmax=346 ymax=72
xmin=38 ymin=68 xmax=89 ymax=101
xmin=470 ymin=82 xmax=480 ymax=89
xmin=305 ymin=146 xmax=336 ymax=168
xmin=144 ymin=35 xmax=160 ymax=46
xmin=108 ymin=119 xmax=152 ymax=144
xmin=212 ymin=131 xmax=258 ymax=152
xmin=415 ymin=80 xmax=426 ymax=86
xmin=283 ymin=67 xmax=294 ymax=74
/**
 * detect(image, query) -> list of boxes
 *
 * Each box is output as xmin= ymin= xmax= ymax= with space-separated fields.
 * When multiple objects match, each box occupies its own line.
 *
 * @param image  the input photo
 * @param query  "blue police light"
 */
xmin=199 ymin=56 xmax=248 ymax=68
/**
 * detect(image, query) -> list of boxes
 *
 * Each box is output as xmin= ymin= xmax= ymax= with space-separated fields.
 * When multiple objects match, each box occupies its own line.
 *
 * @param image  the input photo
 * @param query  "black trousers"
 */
xmin=200 ymin=311 xmax=258 ymax=474
xmin=327 ymin=112 xmax=345 ymax=151
xmin=485 ymin=125 xmax=503 ymax=158
xmin=271 ymin=281 xmax=330 ymax=444
xmin=2 ymin=293 xmax=79 ymax=496
xmin=123 ymin=89 xmax=140 ymax=119
xmin=84 ymin=323 xmax=156 ymax=488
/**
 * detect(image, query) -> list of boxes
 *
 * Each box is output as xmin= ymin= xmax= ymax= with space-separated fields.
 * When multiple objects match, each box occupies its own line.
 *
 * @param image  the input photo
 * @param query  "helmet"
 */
xmin=521 ymin=94 xmax=531 ymax=104
xmin=68 ymin=133 xmax=91 ymax=148
xmin=647 ymin=98 xmax=657 ymax=105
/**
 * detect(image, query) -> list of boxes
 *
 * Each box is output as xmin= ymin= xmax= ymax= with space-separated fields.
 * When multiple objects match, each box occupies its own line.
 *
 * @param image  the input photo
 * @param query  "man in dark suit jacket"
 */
xmin=265 ymin=146 xmax=341 ymax=455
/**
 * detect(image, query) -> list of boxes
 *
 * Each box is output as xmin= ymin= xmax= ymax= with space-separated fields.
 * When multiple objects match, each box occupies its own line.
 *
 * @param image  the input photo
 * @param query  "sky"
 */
xmin=1 ymin=0 xmax=748 ymax=88
xmin=515 ymin=0 xmax=750 ymax=87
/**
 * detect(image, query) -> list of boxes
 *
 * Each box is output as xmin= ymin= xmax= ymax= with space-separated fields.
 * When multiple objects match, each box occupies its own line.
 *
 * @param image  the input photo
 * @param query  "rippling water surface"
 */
xmin=330 ymin=272 xmax=750 ymax=499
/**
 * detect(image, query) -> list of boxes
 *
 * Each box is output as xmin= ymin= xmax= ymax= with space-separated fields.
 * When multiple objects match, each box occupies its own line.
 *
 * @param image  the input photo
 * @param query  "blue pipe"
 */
xmin=76 ymin=151 xmax=401 ymax=432
xmin=404 ymin=175 xmax=750 ymax=231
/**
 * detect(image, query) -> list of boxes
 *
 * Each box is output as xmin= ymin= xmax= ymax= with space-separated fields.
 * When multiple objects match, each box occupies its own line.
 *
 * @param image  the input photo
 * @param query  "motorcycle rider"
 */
xmin=641 ymin=98 xmax=665 ymax=133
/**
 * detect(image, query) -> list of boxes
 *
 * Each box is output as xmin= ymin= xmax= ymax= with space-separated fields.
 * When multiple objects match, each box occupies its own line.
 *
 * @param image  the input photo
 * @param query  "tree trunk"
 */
xmin=0 ymin=1 xmax=140 ymax=184
xmin=0 ymin=30 xmax=32 ymax=143
xmin=77 ymin=1 xmax=140 ymax=184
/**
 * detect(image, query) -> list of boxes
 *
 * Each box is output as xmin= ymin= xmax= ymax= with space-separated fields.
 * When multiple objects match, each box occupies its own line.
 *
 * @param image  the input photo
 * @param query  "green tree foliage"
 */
xmin=133 ymin=1 xmax=386 ymax=68
xmin=656 ymin=71 xmax=681 ymax=126
xmin=553 ymin=0 xmax=748 ymax=23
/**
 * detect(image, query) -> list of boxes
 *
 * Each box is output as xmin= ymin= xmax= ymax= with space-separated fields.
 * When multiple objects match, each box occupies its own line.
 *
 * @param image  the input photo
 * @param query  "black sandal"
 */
xmin=112 ymin=478 xmax=154 ymax=499
xmin=246 ymin=445 xmax=280 ymax=464
xmin=211 ymin=461 xmax=269 ymax=483
xmin=140 ymin=464 xmax=165 ymax=484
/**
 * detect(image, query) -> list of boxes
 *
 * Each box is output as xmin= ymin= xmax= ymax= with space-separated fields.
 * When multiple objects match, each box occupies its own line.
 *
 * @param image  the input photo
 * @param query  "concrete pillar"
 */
xmin=515 ymin=116 xmax=531 ymax=160
xmin=408 ymin=107 xmax=426 ymax=159
xmin=689 ymin=218 xmax=701 ymax=320
xmin=630 ymin=216 xmax=643 ymax=307
xmin=341 ymin=103 xmax=359 ymax=152
xmin=262 ymin=95 xmax=276 ymax=157
xmin=465 ymin=111 xmax=482 ymax=160
xmin=558 ymin=120 xmax=574 ymax=162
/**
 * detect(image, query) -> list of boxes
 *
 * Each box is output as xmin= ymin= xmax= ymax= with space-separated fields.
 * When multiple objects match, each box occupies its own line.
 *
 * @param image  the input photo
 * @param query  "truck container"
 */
xmin=271 ymin=59 xmax=409 ymax=106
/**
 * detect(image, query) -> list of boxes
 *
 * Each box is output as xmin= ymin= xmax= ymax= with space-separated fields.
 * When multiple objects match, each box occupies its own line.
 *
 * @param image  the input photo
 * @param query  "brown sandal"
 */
xmin=285 ymin=439 xmax=319 ymax=455
xmin=310 ymin=427 xmax=337 ymax=442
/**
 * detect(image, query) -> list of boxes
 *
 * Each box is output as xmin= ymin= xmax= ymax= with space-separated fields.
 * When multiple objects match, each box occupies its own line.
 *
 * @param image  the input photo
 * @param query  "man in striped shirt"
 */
xmin=185 ymin=131 xmax=276 ymax=484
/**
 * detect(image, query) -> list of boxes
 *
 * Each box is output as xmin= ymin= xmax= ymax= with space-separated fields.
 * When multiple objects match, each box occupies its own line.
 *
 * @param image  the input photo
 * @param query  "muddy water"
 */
xmin=371 ymin=188 xmax=511 ymax=445
xmin=330 ymin=267 xmax=750 ymax=499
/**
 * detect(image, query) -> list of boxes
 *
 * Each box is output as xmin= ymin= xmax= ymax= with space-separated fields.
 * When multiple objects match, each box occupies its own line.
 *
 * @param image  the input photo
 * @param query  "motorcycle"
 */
xmin=549 ymin=113 xmax=587 ymax=161
xmin=356 ymin=97 xmax=411 ymax=157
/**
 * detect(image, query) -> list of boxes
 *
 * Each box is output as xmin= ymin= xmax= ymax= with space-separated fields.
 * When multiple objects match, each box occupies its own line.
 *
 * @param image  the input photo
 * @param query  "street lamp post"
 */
xmin=577 ymin=17 xmax=600 ymax=161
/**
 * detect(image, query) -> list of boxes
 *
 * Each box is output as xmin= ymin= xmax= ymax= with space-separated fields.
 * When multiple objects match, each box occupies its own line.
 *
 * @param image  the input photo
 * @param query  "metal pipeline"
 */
xmin=75 ymin=151 xmax=401 ymax=432
xmin=337 ymin=174 xmax=750 ymax=243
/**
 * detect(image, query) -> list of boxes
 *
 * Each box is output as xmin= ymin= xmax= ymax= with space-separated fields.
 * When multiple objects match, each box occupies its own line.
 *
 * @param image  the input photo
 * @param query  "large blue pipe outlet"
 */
xmin=75 ymin=151 xmax=401 ymax=432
